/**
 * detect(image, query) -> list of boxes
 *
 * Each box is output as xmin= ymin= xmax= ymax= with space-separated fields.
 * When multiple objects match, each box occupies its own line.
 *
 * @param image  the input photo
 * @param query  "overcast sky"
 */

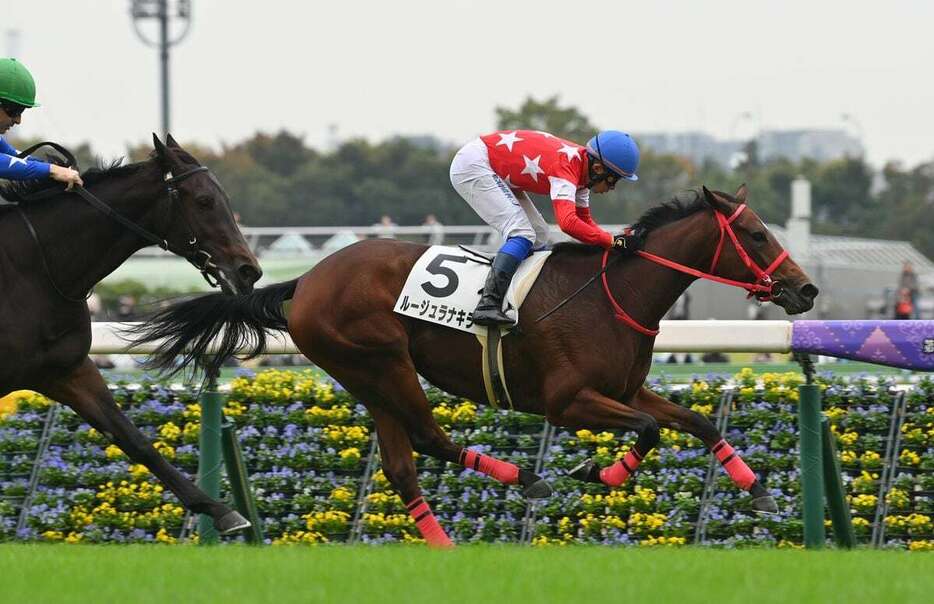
xmin=6 ymin=0 xmax=934 ymax=168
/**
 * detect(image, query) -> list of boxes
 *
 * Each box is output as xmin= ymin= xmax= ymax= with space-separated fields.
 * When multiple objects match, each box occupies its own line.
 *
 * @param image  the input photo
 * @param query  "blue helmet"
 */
xmin=585 ymin=130 xmax=640 ymax=182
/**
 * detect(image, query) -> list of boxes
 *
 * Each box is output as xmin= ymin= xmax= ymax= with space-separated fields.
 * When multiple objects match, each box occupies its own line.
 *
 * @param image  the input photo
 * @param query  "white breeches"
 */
xmin=449 ymin=138 xmax=550 ymax=247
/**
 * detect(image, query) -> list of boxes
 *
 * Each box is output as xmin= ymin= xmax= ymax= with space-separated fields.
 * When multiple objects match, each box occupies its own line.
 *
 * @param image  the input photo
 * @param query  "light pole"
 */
xmin=130 ymin=0 xmax=193 ymax=138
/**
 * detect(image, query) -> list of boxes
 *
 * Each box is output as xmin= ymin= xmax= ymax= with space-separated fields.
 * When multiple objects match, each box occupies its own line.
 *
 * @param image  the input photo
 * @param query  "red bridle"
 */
xmin=601 ymin=203 xmax=790 ymax=336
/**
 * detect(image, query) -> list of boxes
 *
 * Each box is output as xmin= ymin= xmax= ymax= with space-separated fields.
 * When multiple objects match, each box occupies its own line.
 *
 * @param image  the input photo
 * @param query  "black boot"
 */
xmin=472 ymin=252 xmax=521 ymax=326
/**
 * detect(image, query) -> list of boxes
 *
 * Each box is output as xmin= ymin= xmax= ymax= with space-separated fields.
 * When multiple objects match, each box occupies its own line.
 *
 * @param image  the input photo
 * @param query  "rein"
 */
xmin=537 ymin=203 xmax=790 ymax=336
xmin=604 ymin=203 xmax=790 ymax=335
xmin=13 ymin=142 xmax=222 ymax=301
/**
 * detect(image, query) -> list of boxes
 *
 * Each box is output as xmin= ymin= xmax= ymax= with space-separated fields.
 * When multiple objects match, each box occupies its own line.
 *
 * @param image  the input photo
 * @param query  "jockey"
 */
xmin=0 ymin=58 xmax=82 ymax=188
xmin=450 ymin=129 xmax=642 ymax=326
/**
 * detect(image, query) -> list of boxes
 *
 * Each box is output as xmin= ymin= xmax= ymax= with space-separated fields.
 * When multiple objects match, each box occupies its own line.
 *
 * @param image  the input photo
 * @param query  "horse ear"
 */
xmin=152 ymin=133 xmax=167 ymax=158
xmin=734 ymin=183 xmax=748 ymax=203
xmin=165 ymin=133 xmax=181 ymax=149
xmin=152 ymin=133 xmax=173 ymax=170
xmin=702 ymin=186 xmax=733 ymax=215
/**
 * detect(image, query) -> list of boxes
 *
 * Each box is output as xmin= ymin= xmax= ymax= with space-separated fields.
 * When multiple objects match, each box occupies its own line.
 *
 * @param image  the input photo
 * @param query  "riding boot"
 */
xmin=472 ymin=252 xmax=521 ymax=326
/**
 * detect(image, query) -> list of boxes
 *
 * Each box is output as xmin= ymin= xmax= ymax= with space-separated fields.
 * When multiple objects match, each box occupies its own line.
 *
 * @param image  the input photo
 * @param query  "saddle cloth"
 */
xmin=393 ymin=245 xmax=551 ymax=335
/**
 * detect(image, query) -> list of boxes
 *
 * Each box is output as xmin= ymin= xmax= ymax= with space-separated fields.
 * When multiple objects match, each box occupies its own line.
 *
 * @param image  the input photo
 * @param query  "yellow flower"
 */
xmin=859 ymin=450 xmax=882 ymax=468
xmin=450 ymin=401 xmax=477 ymax=424
xmin=306 ymin=405 xmax=352 ymax=425
xmin=886 ymin=488 xmax=910 ymax=510
xmin=330 ymin=486 xmax=355 ymax=503
xmin=639 ymin=535 xmax=686 ymax=547
xmin=223 ymin=400 xmax=245 ymax=418
xmin=899 ymin=449 xmax=921 ymax=466
xmin=850 ymin=493 xmax=878 ymax=513
xmin=153 ymin=441 xmax=175 ymax=460
xmin=158 ymin=422 xmax=182 ymax=442
xmin=273 ymin=530 xmax=328 ymax=545
xmin=105 ymin=444 xmax=126 ymax=460
xmin=322 ymin=425 xmax=369 ymax=448
xmin=340 ymin=447 xmax=361 ymax=463
xmin=129 ymin=464 xmax=150 ymax=479
xmin=837 ymin=431 xmax=859 ymax=447
xmin=41 ymin=530 xmax=64 ymax=541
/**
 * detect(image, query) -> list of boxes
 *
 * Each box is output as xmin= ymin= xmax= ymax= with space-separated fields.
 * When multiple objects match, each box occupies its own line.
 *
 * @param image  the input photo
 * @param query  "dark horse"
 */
xmin=0 ymin=134 xmax=262 ymax=534
xmin=132 ymin=185 xmax=818 ymax=546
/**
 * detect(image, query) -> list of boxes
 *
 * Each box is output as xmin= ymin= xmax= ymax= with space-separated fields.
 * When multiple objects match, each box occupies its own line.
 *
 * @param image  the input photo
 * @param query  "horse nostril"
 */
xmin=800 ymin=283 xmax=819 ymax=300
xmin=238 ymin=263 xmax=262 ymax=285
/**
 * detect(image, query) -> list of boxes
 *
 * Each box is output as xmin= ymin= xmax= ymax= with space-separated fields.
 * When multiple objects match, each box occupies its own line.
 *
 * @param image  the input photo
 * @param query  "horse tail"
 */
xmin=127 ymin=278 xmax=299 ymax=377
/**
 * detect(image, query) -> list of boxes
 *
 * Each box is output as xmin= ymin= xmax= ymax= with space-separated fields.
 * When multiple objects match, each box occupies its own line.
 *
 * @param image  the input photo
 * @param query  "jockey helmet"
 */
xmin=586 ymin=130 xmax=639 ymax=182
xmin=0 ymin=58 xmax=39 ymax=108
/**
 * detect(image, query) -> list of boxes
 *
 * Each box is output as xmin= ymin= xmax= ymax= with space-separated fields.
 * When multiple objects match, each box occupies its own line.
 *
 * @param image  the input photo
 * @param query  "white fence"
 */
xmin=90 ymin=320 xmax=794 ymax=355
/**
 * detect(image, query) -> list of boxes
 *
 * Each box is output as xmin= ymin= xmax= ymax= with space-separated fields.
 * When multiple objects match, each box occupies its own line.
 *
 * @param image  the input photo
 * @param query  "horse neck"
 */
xmin=610 ymin=209 xmax=721 ymax=328
xmin=32 ymin=162 xmax=170 ymax=298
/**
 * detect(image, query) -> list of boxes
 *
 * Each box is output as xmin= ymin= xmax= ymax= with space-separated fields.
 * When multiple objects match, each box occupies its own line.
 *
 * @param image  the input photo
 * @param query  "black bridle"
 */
xmin=12 ymin=142 xmax=223 ymax=302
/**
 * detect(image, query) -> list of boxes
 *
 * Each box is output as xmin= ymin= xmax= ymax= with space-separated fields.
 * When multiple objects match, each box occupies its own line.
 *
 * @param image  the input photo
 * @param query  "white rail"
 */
xmin=90 ymin=321 xmax=793 ymax=355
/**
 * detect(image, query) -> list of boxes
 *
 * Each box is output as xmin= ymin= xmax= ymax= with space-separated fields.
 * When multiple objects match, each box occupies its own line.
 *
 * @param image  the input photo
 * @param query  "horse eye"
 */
xmin=752 ymin=231 xmax=767 ymax=242
xmin=196 ymin=195 xmax=215 ymax=209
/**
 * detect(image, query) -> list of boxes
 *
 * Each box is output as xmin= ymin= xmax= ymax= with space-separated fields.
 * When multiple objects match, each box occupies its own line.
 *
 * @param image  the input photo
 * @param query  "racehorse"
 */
xmin=0 ymin=135 xmax=262 ymax=534
xmin=130 ymin=185 xmax=818 ymax=546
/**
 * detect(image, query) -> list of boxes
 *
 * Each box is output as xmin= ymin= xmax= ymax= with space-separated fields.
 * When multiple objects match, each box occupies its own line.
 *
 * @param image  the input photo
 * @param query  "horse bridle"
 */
xmin=537 ymin=203 xmax=789 ymax=336
xmin=13 ymin=142 xmax=223 ymax=302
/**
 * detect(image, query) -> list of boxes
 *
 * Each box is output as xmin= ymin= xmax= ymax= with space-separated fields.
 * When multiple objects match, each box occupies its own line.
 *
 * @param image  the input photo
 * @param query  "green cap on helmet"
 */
xmin=0 ymin=58 xmax=39 ymax=108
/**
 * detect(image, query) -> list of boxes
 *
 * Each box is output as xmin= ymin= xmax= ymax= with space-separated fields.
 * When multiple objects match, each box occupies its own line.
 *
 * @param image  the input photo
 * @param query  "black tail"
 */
xmin=126 ymin=279 xmax=299 ymax=378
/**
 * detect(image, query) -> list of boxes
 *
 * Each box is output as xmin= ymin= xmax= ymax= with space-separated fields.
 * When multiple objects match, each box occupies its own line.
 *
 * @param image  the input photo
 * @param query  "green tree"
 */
xmin=495 ymin=95 xmax=598 ymax=143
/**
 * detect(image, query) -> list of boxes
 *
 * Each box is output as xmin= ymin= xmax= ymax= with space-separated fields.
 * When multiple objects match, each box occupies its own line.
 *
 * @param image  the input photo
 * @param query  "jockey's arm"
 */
xmin=0 ymin=137 xmax=52 ymax=181
xmin=575 ymin=205 xmax=599 ymax=227
xmin=552 ymin=200 xmax=613 ymax=248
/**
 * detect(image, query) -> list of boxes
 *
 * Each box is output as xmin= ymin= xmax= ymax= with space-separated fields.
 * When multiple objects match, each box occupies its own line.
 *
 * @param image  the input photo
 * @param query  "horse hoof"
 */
xmin=568 ymin=459 xmax=601 ymax=483
xmin=522 ymin=479 xmax=553 ymax=499
xmin=215 ymin=510 xmax=251 ymax=535
xmin=751 ymin=495 xmax=779 ymax=515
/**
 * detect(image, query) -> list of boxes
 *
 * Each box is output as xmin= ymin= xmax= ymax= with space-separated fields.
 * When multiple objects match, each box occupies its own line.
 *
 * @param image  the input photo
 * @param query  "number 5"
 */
xmin=421 ymin=254 xmax=468 ymax=297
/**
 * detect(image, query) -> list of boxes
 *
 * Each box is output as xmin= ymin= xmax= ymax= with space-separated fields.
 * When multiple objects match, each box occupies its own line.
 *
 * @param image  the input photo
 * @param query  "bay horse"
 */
xmin=0 ymin=134 xmax=262 ymax=534
xmin=131 ymin=185 xmax=818 ymax=546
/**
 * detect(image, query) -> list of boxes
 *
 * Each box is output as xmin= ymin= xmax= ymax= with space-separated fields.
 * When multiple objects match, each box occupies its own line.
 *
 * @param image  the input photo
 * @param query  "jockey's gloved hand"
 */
xmin=612 ymin=232 xmax=643 ymax=254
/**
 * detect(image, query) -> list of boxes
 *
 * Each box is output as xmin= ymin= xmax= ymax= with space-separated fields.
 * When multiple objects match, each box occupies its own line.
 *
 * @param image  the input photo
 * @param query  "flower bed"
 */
xmin=0 ymin=369 xmax=931 ymax=550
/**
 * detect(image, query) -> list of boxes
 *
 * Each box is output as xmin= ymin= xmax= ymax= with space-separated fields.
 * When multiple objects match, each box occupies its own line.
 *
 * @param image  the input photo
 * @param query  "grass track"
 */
xmin=1 ymin=544 xmax=931 ymax=604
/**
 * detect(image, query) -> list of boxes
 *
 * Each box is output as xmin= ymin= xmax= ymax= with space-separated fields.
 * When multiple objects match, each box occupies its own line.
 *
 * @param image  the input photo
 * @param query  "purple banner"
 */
xmin=792 ymin=320 xmax=934 ymax=371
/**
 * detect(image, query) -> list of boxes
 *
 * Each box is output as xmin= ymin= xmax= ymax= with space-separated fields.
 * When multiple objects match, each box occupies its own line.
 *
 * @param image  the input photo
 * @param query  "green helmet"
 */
xmin=0 ymin=58 xmax=39 ymax=107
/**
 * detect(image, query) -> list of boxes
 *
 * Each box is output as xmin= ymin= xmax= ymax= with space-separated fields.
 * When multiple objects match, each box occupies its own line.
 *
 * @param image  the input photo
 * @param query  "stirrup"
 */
xmin=472 ymin=307 xmax=514 ymax=326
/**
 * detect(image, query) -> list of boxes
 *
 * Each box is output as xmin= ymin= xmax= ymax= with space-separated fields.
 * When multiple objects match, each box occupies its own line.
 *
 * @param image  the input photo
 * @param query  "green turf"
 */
xmin=1 ymin=544 xmax=931 ymax=604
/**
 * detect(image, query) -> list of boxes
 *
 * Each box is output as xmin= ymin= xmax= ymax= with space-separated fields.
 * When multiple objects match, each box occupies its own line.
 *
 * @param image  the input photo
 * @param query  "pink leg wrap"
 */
xmin=599 ymin=449 xmax=644 ymax=487
xmin=406 ymin=496 xmax=453 ymax=548
xmin=460 ymin=449 xmax=519 ymax=484
xmin=712 ymin=439 xmax=756 ymax=490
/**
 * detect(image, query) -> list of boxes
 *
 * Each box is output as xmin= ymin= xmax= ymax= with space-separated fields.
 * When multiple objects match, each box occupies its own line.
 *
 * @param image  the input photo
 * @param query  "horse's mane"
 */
xmin=551 ymin=189 xmax=724 ymax=256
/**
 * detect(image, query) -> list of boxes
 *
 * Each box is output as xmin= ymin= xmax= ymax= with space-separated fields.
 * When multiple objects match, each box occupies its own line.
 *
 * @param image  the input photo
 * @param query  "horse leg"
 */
xmin=376 ymin=361 xmax=551 ymax=498
xmin=37 ymin=358 xmax=248 ymax=533
xmin=368 ymin=407 xmax=453 ymax=548
xmin=548 ymin=387 xmax=659 ymax=488
xmin=628 ymin=386 xmax=777 ymax=514
xmin=326 ymin=354 xmax=550 ymax=499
